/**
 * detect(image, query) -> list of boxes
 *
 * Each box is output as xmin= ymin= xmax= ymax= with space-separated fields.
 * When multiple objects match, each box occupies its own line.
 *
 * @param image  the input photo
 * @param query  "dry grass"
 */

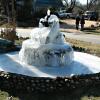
xmin=65 ymin=37 xmax=100 ymax=57
xmin=0 ymin=90 xmax=19 ymax=100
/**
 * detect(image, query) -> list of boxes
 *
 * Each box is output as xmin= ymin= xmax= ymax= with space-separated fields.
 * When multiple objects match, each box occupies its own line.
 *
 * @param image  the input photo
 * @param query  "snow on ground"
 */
xmin=0 ymin=51 xmax=100 ymax=78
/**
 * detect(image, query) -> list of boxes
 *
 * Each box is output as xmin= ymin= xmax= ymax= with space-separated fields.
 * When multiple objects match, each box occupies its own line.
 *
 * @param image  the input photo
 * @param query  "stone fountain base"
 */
xmin=1 ymin=70 xmax=100 ymax=93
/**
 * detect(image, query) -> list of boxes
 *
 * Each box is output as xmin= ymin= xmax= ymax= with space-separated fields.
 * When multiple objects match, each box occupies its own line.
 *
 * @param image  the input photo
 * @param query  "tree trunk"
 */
xmin=11 ymin=0 xmax=16 ymax=23
xmin=87 ymin=0 xmax=89 ymax=10
xmin=64 ymin=0 xmax=76 ymax=12
xmin=6 ymin=0 xmax=10 ymax=23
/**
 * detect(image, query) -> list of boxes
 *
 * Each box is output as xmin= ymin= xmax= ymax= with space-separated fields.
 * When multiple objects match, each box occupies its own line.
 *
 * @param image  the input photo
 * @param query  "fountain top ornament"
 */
xmin=47 ymin=9 xmax=50 ymax=16
xmin=19 ymin=10 xmax=74 ymax=67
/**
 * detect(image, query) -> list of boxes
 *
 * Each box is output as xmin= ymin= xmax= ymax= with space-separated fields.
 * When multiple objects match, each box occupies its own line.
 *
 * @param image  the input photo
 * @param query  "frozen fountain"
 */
xmin=0 ymin=10 xmax=100 ymax=78
xmin=19 ymin=11 xmax=73 ymax=67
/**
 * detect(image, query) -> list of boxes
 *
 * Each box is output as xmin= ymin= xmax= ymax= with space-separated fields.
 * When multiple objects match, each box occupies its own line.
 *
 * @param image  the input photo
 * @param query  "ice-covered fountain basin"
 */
xmin=19 ymin=39 xmax=73 ymax=67
xmin=0 ymin=51 xmax=100 ymax=78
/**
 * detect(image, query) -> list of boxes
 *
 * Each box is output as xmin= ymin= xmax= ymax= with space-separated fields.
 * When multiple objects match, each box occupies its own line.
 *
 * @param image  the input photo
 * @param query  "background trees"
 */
xmin=87 ymin=0 xmax=98 ymax=10
xmin=0 ymin=0 xmax=16 ymax=23
xmin=63 ymin=0 xmax=76 ymax=12
xmin=0 ymin=0 xmax=99 ymax=27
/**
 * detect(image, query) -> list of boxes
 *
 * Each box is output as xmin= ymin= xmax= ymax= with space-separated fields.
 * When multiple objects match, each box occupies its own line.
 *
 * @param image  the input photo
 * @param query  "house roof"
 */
xmin=35 ymin=0 xmax=63 ymax=7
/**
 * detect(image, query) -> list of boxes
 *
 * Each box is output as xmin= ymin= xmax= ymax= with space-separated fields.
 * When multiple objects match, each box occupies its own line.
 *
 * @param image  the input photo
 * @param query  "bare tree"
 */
xmin=87 ymin=0 xmax=98 ymax=10
xmin=63 ymin=0 xmax=76 ymax=12
xmin=0 ymin=0 xmax=16 ymax=23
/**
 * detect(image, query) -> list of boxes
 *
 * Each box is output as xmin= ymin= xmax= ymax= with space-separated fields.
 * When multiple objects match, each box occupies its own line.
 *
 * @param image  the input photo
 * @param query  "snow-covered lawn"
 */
xmin=0 ymin=51 xmax=100 ymax=78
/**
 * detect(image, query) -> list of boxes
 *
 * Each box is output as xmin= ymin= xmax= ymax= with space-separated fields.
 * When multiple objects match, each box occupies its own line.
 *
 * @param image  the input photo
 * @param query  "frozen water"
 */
xmin=19 ymin=14 xmax=74 ymax=67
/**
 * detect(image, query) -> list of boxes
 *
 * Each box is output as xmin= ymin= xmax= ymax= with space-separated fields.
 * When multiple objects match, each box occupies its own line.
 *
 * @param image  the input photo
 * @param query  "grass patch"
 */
xmin=15 ymin=39 xmax=23 ymax=46
xmin=0 ymin=90 xmax=19 ymax=100
xmin=15 ymin=38 xmax=29 ymax=46
xmin=83 ymin=28 xmax=100 ymax=35
xmin=65 ymin=38 xmax=100 ymax=57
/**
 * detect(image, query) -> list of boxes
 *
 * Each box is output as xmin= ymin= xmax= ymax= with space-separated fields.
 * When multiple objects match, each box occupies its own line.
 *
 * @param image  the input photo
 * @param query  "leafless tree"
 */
xmin=87 ymin=0 xmax=99 ymax=10
xmin=63 ymin=0 xmax=76 ymax=12
xmin=0 ymin=0 xmax=16 ymax=23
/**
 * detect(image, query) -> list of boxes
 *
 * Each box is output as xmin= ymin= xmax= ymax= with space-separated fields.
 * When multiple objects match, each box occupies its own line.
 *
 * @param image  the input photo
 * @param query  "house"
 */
xmin=16 ymin=0 xmax=63 ymax=27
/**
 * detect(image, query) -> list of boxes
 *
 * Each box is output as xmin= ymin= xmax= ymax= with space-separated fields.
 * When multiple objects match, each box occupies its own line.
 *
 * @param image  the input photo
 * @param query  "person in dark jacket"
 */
xmin=75 ymin=15 xmax=80 ymax=30
xmin=80 ymin=15 xmax=85 ymax=31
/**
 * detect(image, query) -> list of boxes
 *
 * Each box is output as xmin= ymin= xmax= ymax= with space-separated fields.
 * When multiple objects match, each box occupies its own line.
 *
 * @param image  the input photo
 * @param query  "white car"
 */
xmin=57 ymin=10 xmax=75 ymax=19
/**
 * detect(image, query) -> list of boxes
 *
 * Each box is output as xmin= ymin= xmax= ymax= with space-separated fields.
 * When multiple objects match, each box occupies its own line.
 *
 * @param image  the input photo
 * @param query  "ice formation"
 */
xmin=19 ymin=14 xmax=74 ymax=67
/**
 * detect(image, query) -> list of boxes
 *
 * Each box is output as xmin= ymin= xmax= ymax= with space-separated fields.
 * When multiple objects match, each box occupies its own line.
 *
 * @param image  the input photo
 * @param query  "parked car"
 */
xmin=55 ymin=10 xmax=75 ymax=19
xmin=83 ymin=11 xmax=99 ymax=21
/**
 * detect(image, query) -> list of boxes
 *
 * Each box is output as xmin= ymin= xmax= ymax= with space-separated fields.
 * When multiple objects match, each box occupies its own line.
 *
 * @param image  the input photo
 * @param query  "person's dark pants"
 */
xmin=76 ymin=24 xmax=79 ymax=30
xmin=81 ymin=24 xmax=84 ymax=31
